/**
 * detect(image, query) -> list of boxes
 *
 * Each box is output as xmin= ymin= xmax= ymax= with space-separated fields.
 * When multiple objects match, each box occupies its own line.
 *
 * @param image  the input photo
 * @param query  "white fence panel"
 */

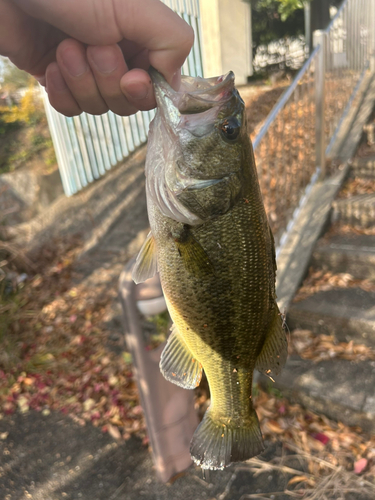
xmin=44 ymin=0 xmax=203 ymax=196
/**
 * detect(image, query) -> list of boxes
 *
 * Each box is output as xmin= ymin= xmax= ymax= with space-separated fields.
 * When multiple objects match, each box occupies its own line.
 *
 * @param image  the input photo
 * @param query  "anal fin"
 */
xmin=132 ymin=231 xmax=157 ymax=284
xmin=255 ymin=304 xmax=288 ymax=377
xmin=160 ymin=325 xmax=202 ymax=389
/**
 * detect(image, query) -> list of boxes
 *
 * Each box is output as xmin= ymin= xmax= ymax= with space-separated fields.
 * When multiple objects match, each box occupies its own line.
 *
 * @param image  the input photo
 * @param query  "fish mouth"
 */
xmin=150 ymin=68 xmax=236 ymax=125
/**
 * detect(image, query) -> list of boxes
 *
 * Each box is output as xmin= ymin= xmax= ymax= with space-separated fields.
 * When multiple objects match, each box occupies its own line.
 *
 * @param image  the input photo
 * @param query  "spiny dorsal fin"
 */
xmin=160 ymin=325 xmax=202 ymax=389
xmin=255 ymin=305 xmax=288 ymax=377
xmin=174 ymin=228 xmax=214 ymax=278
xmin=132 ymin=231 xmax=158 ymax=284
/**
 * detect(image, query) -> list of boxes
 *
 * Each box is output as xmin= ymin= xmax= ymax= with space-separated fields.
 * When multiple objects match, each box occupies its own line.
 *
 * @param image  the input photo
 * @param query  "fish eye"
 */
xmin=220 ymin=118 xmax=241 ymax=141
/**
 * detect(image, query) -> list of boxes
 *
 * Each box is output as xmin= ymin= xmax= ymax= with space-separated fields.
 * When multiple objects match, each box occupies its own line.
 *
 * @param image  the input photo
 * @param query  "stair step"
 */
xmin=287 ymin=288 xmax=375 ymax=346
xmin=351 ymin=156 xmax=375 ymax=178
xmin=332 ymin=193 xmax=375 ymax=228
xmin=312 ymin=234 xmax=375 ymax=280
xmin=259 ymin=356 xmax=375 ymax=433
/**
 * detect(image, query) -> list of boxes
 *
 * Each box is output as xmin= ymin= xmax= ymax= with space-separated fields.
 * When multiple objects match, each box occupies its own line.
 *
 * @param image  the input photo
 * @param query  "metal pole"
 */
xmin=304 ymin=1 xmax=312 ymax=54
xmin=371 ymin=0 xmax=375 ymax=73
xmin=313 ymin=29 xmax=326 ymax=178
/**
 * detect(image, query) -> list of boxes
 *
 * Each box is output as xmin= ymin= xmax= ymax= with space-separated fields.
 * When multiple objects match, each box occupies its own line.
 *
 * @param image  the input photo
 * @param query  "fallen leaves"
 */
xmin=338 ymin=177 xmax=375 ymax=199
xmin=354 ymin=458 xmax=368 ymax=475
xmin=294 ymin=268 xmax=375 ymax=302
xmin=326 ymin=223 xmax=375 ymax=237
xmin=0 ymin=234 xmax=145 ymax=441
xmin=289 ymin=329 xmax=375 ymax=363
xmin=252 ymin=387 xmax=375 ymax=496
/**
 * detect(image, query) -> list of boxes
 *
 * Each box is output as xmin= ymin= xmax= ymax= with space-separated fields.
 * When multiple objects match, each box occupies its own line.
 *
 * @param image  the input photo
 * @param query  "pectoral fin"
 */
xmin=160 ymin=325 xmax=202 ymax=389
xmin=174 ymin=227 xmax=214 ymax=278
xmin=255 ymin=305 xmax=288 ymax=377
xmin=132 ymin=232 xmax=158 ymax=284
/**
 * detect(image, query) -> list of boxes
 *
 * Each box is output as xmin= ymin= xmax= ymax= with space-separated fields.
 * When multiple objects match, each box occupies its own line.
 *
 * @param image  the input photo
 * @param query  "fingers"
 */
xmin=120 ymin=69 xmax=156 ymax=112
xmin=14 ymin=0 xmax=194 ymax=87
xmin=113 ymin=0 xmax=194 ymax=87
xmin=45 ymin=63 xmax=81 ymax=117
xmin=86 ymin=45 xmax=140 ymax=116
xmin=56 ymin=39 xmax=108 ymax=115
xmin=48 ymin=39 xmax=153 ymax=116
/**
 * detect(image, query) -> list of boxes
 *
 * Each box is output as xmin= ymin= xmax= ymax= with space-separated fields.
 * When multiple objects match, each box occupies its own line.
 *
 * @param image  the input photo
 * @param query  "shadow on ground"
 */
xmin=0 ymin=411 xmax=304 ymax=500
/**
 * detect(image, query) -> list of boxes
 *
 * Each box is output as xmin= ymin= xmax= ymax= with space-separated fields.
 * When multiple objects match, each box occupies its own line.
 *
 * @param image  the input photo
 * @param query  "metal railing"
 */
xmin=253 ymin=0 xmax=375 ymax=249
xmin=319 ymin=0 xmax=375 ymax=163
xmin=44 ymin=0 xmax=203 ymax=197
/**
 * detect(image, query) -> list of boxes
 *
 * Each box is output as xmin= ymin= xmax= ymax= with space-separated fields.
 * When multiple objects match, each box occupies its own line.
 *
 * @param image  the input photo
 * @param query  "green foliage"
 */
xmin=146 ymin=310 xmax=170 ymax=345
xmin=3 ymin=83 xmax=45 ymax=126
xmin=277 ymin=0 xmax=305 ymax=21
xmin=0 ymin=79 xmax=54 ymax=174
xmin=250 ymin=0 xmax=305 ymax=54
xmin=0 ymin=109 xmax=21 ymax=135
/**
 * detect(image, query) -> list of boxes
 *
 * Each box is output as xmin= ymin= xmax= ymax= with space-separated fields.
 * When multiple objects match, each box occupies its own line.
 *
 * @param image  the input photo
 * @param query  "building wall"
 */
xmin=199 ymin=0 xmax=252 ymax=84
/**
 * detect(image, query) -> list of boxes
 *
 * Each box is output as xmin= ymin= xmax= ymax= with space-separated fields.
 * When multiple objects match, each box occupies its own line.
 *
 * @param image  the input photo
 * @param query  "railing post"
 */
xmin=371 ymin=0 xmax=375 ymax=73
xmin=313 ymin=29 xmax=326 ymax=178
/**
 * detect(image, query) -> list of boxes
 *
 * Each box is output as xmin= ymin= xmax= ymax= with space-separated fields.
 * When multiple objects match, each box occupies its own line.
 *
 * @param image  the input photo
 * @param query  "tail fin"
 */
xmin=190 ymin=408 xmax=264 ymax=470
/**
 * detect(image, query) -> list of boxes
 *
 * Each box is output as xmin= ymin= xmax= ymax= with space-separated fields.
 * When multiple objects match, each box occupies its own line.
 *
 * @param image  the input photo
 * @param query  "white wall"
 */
xmin=199 ymin=0 xmax=252 ymax=85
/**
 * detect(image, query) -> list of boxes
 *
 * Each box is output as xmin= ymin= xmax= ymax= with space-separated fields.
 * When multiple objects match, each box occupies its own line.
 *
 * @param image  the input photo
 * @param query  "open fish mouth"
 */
xmin=150 ymin=68 xmax=236 ymax=125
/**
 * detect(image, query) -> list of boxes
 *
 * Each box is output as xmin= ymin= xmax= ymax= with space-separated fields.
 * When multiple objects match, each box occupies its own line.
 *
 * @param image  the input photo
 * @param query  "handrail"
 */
xmin=253 ymin=45 xmax=320 ymax=150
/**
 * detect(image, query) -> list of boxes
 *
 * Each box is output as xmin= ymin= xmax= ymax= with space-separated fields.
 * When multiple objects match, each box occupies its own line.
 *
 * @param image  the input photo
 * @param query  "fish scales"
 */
xmin=133 ymin=69 xmax=288 ymax=470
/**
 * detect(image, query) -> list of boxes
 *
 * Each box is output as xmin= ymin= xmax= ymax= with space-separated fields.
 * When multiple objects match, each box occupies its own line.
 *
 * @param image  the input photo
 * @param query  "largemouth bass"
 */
xmin=133 ymin=70 xmax=288 ymax=470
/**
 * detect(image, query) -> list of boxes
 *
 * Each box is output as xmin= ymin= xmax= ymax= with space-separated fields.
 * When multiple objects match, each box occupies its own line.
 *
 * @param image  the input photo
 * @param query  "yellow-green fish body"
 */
xmin=133 ymin=70 xmax=287 ymax=470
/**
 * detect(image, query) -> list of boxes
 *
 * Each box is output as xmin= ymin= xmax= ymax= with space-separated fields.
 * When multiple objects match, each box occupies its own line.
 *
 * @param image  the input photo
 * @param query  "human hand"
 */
xmin=0 ymin=0 xmax=194 ymax=116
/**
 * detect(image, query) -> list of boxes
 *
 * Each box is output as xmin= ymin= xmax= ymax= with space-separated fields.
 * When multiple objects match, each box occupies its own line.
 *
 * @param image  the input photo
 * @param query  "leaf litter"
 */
xmin=294 ymin=267 xmax=375 ymax=302
xmin=2 ymin=128 xmax=375 ymax=496
xmin=338 ymin=177 xmax=375 ymax=199
xmin=248 ymin=389 xmax=375 ymax=499
xmin=0 ymin=235 xmax=145 ymax=441
xmin=2 ymin=237 xmax=375 ymax=497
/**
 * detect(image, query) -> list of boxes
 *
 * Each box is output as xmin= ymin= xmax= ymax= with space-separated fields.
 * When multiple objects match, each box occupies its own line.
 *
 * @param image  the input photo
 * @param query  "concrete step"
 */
xmin=287 ymin=288 xmax=375 ymax=346
xmin=351 ymin=156 xmax=375 ymax=178
xmin=312 ymin=233 xmax=375 ymax=280
xmin=259 ymin=355 xmax=375 ymax=433
xmin=332 ymin=193 xmax=375 ymax=228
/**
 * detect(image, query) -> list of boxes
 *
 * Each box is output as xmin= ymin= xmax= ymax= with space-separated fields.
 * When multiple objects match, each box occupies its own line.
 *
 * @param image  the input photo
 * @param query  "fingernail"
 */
xmin=49 ymin=67 xmax=68 ymax=92
xmin=61 ymin=48 xmax=87 ymax=77
xmin=89 ymin=46 xmax=118 ymax=74
xmin=125 ymin=82 xmax=149 ymax=100
xmin=171 ymin=70 xmax=181 ymax=91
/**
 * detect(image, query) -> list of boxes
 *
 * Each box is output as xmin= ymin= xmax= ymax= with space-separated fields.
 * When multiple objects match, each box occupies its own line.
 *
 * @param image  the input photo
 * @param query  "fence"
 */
xmin=45 ymin=0 xmax=375 ymax=247
xmin=253 ymin=0 xmax=375 ymax=250
xmin=43 ymin=0 xmax=203 ymax=197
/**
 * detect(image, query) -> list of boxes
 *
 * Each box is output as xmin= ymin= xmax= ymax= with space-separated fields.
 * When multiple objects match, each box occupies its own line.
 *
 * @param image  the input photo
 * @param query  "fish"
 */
xmin=132 ymin=69 xmax=288 ymax=470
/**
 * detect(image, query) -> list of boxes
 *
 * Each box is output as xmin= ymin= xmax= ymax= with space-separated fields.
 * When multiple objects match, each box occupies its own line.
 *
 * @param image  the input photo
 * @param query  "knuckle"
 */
xmin=181 ymin=25 xmax=195 ymax=52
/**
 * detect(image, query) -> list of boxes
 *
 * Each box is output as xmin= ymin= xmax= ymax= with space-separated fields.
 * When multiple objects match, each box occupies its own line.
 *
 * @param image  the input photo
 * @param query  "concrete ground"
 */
xmin=0 ymin=411 xmax=301 ymax=500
